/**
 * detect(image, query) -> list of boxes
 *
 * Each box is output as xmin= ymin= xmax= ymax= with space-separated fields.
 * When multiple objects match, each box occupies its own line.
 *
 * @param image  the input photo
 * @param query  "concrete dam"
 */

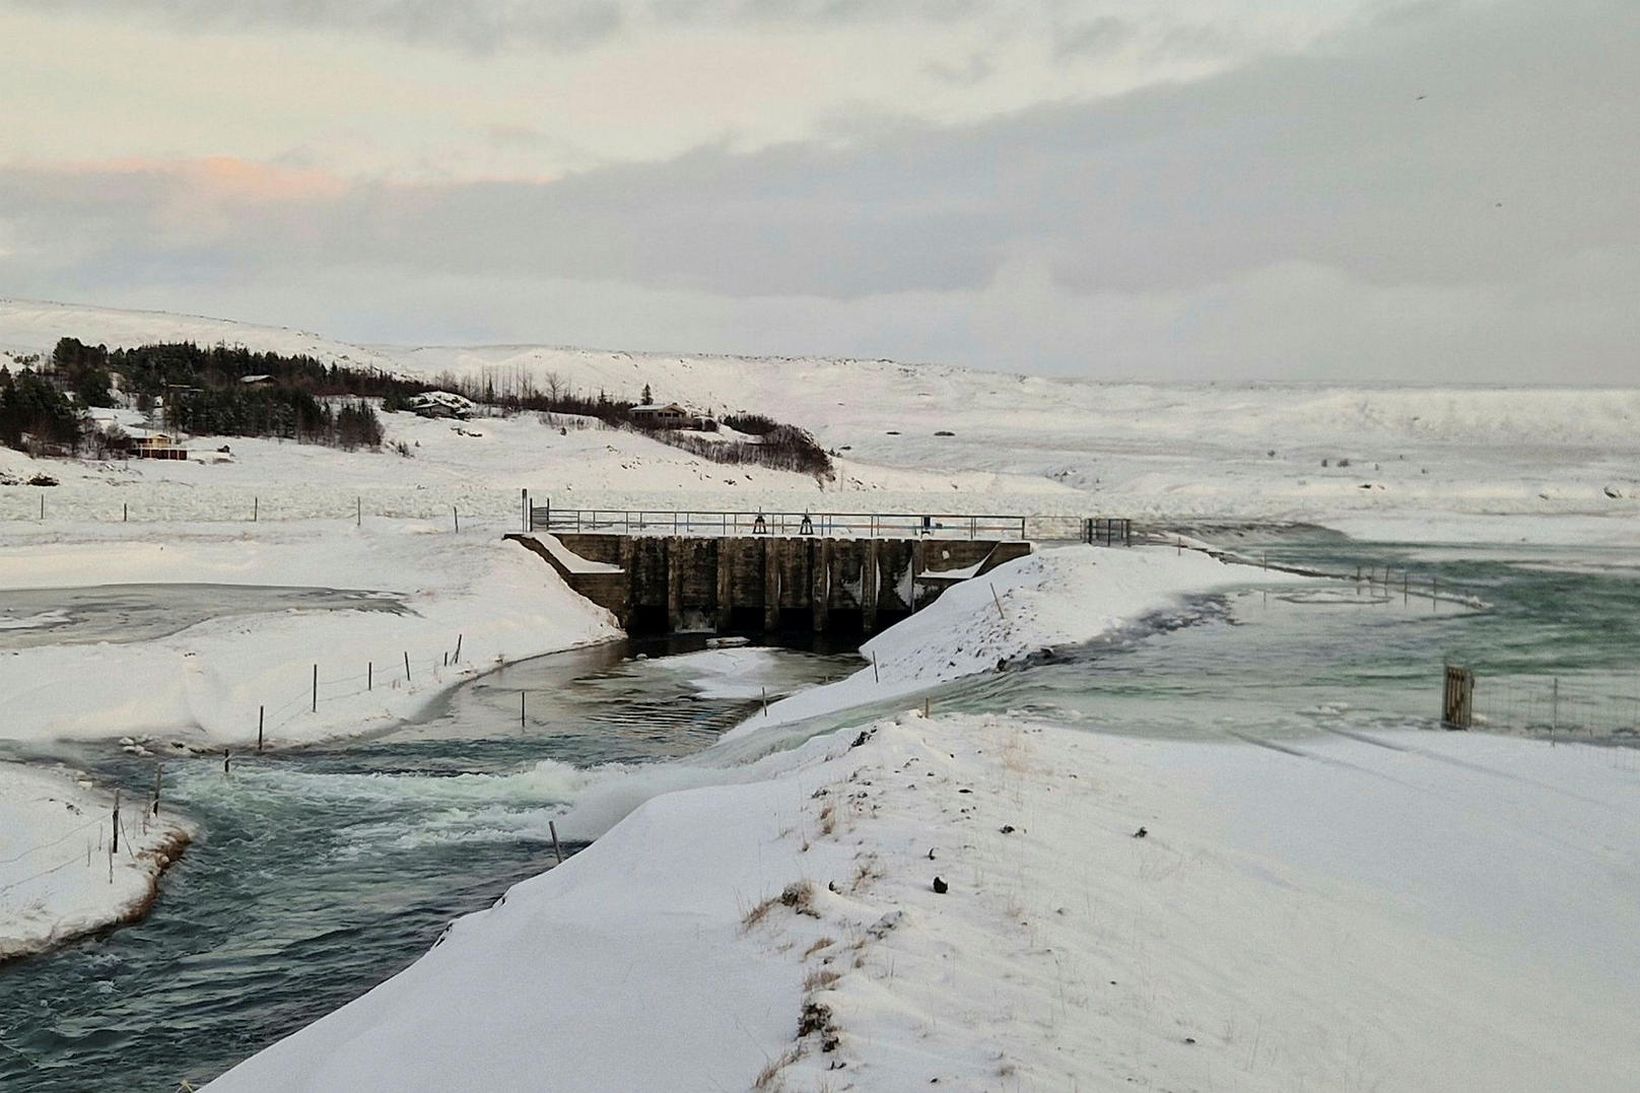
xmin=506 ymin=530 xmax=1033 ymax=635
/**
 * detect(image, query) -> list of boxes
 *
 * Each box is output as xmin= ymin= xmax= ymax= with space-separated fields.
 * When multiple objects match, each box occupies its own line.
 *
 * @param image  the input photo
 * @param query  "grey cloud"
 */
xmin=15 ymin=0 xmax=996 ymax=50
xmin=6 ymin=0 xmax=1635 ymax=298
xmin=1053 ymin=15 xmax=1133 ymax=60
xmin=13 ymin=0 xmax=624 ymax=53
xmin=923 ymin=52 xmax=995 ymax=86
xmin=2 ymin=0 xmax=1636 ymax=380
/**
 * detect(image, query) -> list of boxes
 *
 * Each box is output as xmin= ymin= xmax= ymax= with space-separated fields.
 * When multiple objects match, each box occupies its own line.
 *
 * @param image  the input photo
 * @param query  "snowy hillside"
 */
xmin=4 ymin=297 xmax=1638 ymax=527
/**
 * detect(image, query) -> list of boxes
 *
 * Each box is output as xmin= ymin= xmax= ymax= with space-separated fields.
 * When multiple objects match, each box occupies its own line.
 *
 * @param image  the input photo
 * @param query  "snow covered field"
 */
xmin=0 ymin=522 xmax=618 ymax=750
xmin=1 ymin=761 xmax=190 ymax=960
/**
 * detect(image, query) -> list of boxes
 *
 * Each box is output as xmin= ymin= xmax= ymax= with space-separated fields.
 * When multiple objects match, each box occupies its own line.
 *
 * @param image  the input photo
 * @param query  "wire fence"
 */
xmin=248 ymin=630 xmax=490 ymax=747
xmin=1203 ymin=546 xmax=1487 ymax=612
xmin=1 ymin=633 xmax=491 ymax=901
xmin=0 ymin=795 xmax=150 ymax=902
xmin=1472 ymin=672 xmax=1640 ymax=741
xmin=0 ymin=488 xmax=518 ymax=528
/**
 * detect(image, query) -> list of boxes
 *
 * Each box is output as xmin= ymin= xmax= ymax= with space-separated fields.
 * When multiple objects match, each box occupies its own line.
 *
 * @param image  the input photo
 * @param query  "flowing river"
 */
xmin=1 ymin=530 xmax=1636 ymax=1089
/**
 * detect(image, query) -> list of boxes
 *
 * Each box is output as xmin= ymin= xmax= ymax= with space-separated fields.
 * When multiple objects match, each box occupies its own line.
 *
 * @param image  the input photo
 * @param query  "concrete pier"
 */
xmin=507 ymin=531 xmax=1031 ymax=635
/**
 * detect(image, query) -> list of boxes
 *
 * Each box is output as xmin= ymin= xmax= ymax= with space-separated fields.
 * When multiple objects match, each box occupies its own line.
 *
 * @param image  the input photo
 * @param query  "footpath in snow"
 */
xmin=1 ymin=762 xmax=191 ymax=961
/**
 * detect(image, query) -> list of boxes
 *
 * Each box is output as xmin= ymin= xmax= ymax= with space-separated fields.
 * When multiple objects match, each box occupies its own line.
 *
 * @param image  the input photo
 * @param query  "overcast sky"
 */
xmin=1 ymin=0 xmax=1635 ymax=381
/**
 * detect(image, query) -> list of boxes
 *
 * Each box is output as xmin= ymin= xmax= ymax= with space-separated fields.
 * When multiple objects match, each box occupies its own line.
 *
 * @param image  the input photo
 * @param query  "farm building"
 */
xmin=405 ymin=391 xmax=475 ymax=419
xmin=630 ymin=402 xmax=709 ymax=429
xmin=126 ymin=433 xmax=189 ymax=460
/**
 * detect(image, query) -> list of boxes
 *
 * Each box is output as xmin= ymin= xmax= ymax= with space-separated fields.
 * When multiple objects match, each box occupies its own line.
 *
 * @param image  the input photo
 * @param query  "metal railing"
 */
xmin=529 ymin=506 xmax=1030 ymax=540
xmin=517 ymin=492 xmax=1138 ymax=544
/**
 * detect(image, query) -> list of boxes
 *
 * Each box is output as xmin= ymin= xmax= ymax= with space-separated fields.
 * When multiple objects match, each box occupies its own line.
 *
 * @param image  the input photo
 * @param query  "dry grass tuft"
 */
xmin=753 ymin=1046 xmax=801 ymax=1089
xmin=742 ymin=894 xmax=778 ymax=931
xmin=803 ymin=967 xmax=842 ymax=992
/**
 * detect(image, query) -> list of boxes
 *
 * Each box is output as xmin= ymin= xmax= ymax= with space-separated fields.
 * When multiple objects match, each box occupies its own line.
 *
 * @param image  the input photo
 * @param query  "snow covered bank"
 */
xmin=724 ymin=545 xmax=1305 ymax=743
xmin=0 ymin=522 xmax=618 ymax=747
xmin=541 ymin=544 xmax=1302 ymax=843
xmin=209 ymin=713 xmax=1640 ymax=1092
xmin=0 ymin=762 xmax=191 ymax=961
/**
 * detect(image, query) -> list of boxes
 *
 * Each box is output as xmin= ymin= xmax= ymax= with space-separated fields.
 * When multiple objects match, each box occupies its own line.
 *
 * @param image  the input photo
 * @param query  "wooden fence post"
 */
xmin=1442 ymin=664 xmax=1474 ymax=728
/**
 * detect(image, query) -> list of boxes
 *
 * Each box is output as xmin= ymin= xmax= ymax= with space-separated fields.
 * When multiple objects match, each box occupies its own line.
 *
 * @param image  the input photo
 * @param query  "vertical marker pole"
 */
xmin=549 ymin=821 xmax=565 ymax=865
xmin=454 ymin=634 xmax=462 ymax=662
xmin=405 ymin=650 xmax=412 ymax=681
xmin=153 ymin=762 xmax=161 ymax=817
xmin=312 ymin=664 xmax=318 ymax=712
xmin=521 ymin=691 xmax=526 ymax=728
xmin=258 ymin=705 xmax=264 ymax=751
xmin=112 ymin=790 xmax=120 ymax=855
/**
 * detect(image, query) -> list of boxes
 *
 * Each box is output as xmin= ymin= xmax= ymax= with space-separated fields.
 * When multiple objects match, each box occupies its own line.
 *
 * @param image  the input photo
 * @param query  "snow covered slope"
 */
xmin=1 ymin=762 xmax=191 ymax=960
xmin=206 ymin=709 xmax=1640 ymax=1093
xmin=0 ymin=298 xmax=400 ymax=373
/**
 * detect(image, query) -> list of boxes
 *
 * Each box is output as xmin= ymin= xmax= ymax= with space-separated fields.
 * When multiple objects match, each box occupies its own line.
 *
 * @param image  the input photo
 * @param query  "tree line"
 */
xmin=7 ymin=338 xmax=832 ymax=478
